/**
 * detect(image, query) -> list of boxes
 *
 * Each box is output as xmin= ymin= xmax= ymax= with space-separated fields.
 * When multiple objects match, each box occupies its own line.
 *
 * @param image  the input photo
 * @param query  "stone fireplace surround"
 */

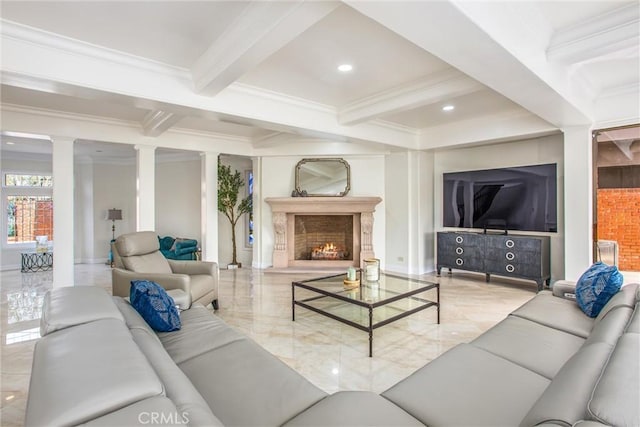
xmin=265 ymin=197 xmax=382 ymax=269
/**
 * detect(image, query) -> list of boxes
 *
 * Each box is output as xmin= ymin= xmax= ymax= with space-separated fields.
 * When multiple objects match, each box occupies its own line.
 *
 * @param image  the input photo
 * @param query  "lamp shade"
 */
xmin=107 ymin=209 xmax=123 ymax=221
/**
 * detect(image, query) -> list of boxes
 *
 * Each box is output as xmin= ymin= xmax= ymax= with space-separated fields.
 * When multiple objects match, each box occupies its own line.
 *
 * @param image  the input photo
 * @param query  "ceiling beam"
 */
xmin=0 ymin=22 xmax=417 ymax=149
xmin=346 ymin=0 xmax=592 ymax=127
xmin=141 ymin=110 xmax=182 ymax=137
xmin=547 ymin=4 xmax=640 ymax=65
xmin=191 ymin=1 xmax=339 ymax=97
xmin=338 ymin=69 xmax=484 ymax=126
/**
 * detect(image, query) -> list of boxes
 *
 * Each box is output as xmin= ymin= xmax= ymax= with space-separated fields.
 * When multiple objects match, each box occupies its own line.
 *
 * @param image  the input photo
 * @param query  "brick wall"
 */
xmin=597 ymin=188 xmax=640 ymax=271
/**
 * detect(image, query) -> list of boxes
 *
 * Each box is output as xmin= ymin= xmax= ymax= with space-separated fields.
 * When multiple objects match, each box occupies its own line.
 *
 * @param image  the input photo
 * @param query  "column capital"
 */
xmin=50 ymin=136 xmax=76 ymax=144
xmin=134 ymin=144 xmax=157 ymax=152
xmin=199 ymin=151 xmax=219 ymax=157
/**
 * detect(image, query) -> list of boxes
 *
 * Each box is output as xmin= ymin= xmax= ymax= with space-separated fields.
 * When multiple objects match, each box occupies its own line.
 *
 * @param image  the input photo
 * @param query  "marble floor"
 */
xmin=0 ymin=264 xmax=542 ymax=426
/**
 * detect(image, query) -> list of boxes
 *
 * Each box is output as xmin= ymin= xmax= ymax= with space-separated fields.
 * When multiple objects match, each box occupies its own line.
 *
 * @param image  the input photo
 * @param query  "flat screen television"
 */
xmin=443 ymin=163 xmax=557 ymax=233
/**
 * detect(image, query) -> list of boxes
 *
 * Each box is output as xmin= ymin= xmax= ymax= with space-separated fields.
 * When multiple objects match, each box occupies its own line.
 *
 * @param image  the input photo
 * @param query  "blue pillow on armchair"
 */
xmin=130 ymin=280 xmax=181 ymax=332
xmin=575 ymin=262 xmax=623 ymax=318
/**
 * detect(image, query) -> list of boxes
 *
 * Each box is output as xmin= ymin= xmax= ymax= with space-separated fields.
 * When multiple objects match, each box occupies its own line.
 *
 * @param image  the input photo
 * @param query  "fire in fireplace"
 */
xmin=311 ymin=242 xmax=348 ymax=260
xmin=294 ymin=215 xmax=354 ymax=261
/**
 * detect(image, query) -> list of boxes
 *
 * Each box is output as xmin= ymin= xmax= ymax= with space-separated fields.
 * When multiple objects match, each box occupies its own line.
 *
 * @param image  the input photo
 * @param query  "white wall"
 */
xmin=258 ymin=155 xmax=386 ymax=269
xmin=91 ymin=163 xmax=136 ymax=261
xmin=218 ymin=155 xmax=253 ymax=267
xmin=433 ymin=134 xmax=565 ymax=281
xmin=155 ymin=159 xmax=201 ymax=240
xmin=385 ymin=151 xmax=435 ymax=275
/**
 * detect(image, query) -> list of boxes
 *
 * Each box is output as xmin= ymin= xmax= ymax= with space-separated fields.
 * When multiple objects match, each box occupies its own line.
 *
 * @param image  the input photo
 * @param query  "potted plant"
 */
xmin=218 ymin=161 xmax=252 ymax=269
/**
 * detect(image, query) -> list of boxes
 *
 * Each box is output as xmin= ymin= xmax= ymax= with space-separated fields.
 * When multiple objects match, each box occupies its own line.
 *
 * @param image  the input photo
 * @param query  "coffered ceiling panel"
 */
xmin=238 ymin=4 xmax=453 ymax=106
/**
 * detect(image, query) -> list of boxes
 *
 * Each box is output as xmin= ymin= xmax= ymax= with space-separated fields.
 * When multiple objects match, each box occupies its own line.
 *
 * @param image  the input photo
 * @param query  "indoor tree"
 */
xmin=218 ymin=161 xmax=252 ymax=267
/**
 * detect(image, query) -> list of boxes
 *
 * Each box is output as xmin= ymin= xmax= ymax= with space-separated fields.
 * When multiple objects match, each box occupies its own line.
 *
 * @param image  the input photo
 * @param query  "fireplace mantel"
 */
xmin=265 ymin=197 xmax=382 ymax=268
xmin=265 ymin=197 xmax=382 ymax=214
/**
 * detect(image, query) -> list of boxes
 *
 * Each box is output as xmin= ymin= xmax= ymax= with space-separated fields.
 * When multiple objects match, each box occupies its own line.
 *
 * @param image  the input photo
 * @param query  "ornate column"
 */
xmin=272 ymin=212 xmax=288 ymax=268
xmin=360 ymin=211 xmax=375 ymax=263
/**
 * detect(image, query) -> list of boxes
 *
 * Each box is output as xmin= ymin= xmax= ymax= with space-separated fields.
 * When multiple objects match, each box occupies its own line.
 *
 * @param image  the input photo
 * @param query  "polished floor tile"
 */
xmin=1 ymin=264 xmax=537 ymax=426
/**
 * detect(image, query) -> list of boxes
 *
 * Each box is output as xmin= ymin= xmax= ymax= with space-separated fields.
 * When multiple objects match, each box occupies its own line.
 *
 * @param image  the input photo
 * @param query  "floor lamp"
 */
xmin=107 ymin=209 xmax=122 ymax=266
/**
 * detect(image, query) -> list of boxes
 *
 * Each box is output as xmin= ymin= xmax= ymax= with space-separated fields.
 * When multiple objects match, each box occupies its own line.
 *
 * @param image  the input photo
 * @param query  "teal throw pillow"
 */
xmin=130 ymin=280 xmax=181 ymax=332
xmin=575 ymin=262 xmax=623 ymax=318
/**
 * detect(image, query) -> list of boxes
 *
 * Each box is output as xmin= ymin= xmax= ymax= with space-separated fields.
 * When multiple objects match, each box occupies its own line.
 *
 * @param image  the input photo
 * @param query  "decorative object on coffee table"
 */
xmin=364 ymin=258 xmax=380 ymax=281
xmin=218 ymin=160 xmax=252 ymax=269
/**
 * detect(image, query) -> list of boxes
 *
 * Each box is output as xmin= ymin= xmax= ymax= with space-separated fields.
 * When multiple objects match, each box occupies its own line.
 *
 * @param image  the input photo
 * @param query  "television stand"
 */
xmin=436 ymin=231 xmax=550 ymax=291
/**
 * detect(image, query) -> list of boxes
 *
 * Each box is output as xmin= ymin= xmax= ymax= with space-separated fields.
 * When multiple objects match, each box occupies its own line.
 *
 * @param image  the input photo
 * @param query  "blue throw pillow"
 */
xmin=575 ymin=262 xmax=623 ymax=318
xmin=130 ymin=280 xmax=181 ymax=332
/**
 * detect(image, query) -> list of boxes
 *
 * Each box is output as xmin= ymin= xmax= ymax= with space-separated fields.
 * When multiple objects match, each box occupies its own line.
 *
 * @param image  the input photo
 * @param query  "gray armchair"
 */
xmin=112 ymin=231 xmax=219 ymax=310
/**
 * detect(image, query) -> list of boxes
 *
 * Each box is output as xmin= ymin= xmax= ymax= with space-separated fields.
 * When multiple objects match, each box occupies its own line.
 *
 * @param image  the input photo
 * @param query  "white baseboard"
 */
xmin=0 ymin=264 xmax=20 ymax=271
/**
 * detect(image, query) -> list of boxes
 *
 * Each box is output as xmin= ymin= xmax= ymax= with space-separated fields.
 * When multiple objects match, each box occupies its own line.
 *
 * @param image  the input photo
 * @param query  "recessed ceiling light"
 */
xmin=337 ymin=64 xmax=353 ymax=72
xmin=442 ymin=105 xmax=455 ymax=112
xmin=6 ymin=141 xmax=15 ymax=145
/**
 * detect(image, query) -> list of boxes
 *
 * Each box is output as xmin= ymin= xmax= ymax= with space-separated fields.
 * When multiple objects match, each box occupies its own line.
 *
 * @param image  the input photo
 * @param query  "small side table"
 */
xmin=21 ymin=251 xmax=53 ymax=273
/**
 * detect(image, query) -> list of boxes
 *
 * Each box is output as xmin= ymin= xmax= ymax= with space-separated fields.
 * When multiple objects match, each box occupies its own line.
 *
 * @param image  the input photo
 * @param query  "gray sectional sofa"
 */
xmin=26 ymin=281 xmax=639 ymax=426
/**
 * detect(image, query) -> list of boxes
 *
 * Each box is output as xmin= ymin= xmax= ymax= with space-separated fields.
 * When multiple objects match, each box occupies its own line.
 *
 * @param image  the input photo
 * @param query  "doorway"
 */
xmin=593 ymin=124 xmax=640 ymax=281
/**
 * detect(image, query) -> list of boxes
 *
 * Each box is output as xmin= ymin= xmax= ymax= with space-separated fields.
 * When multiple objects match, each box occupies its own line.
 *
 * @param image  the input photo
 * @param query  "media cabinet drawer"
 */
xmin=485 ymin=248 xmax=541 ymax=266
xmin=485 ymin=260 xmax=542 ymax=278
xmin=485 ymin=235 xmax=542 ymax=251
xmin=438 ymin=255 xmax=484 ymax=270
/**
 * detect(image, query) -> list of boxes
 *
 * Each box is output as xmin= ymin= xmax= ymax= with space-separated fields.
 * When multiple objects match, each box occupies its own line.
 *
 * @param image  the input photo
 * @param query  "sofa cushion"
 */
xmin=158 ymin=304 xmax=245 ymax=364
xmin=587 ymin=333 xmax=640 ymax=426
xmin=519 ymin=342 xmax=615 ymax=427
xmin=575 ymin=262 xmax=623 ymax=317
xmin=584 ymin=306 xmax=633 ymax=346
xmin=382 ymin=344 xmax=549 ymax=427
xmin=129 ymin=328 xmax=224 ymax=426
xmin=40 ymin=286 xmax=123 ymax=336
xmin=510 ymin=291 xmax=594 ymax=338
xmin=178 ymin=338 xmax=327 ymax=427
xmin=113 ymin=296 xmax=161 ymax=339
xmin=25 ymin=319 xmax=164 ymax=426
xmin=472 ymin=315 xmax=585 ymax=379
xmin=282 ymin=391 xmax=423 ymax=427
xmin=595 ymin=283 xmax=638 ymax=323
xmin=131 ymin=280 xmax=181 ymax=332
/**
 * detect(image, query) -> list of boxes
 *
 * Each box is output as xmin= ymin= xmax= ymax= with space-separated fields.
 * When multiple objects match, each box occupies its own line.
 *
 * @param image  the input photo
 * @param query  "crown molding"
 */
xmin=339 ymin=69 xmax=484 ymax=126
xmin=598 ymin=81 xmax=640 ymax=100
xmin=1 ymin=103 xmax=142 ymax=129
xmin=547 ymin=3 xmax=640 ymax=64
xmin=1 ymin=19 xmax=189 ymax=79
xmin=228 ymin=82 xmax=336 ymax=115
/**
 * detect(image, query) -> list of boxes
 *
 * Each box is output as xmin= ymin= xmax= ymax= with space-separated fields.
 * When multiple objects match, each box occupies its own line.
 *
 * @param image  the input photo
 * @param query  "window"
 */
xmin=3 ymin=173 xmax=53 ymax=244
xmin=5 ymin=174 xmax=52 ymax=188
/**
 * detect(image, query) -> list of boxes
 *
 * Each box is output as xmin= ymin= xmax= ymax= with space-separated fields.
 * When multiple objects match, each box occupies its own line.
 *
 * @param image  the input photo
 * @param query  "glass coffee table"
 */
xmin=292 ymin=271 xmax=440 ymax=357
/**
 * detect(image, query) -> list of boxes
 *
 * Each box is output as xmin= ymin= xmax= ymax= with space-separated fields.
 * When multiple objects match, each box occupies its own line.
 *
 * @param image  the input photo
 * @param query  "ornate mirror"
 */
xmin=295 ymin=158 xmax=350 ymax=197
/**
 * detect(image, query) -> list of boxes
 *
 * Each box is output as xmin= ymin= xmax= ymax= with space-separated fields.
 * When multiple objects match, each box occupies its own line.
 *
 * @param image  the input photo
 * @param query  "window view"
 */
xmin=4 ymin=173 xmax=54 ymax=244
xmin=594 ymin=125 xmax=640 ymax=274
xmin=5 ymin=174 xmax=52 ymax=188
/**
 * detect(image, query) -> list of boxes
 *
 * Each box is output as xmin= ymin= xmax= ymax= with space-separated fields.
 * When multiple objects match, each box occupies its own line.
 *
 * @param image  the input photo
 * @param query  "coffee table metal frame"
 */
xmin=292 ymin=272 xmax=440 ymax=357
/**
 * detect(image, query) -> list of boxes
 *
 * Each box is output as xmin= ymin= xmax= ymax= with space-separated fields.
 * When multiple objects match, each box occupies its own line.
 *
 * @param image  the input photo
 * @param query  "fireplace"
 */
xmin=265 ymin=197 xmax=382 ymax=269
xmin=294 ymin=215 xmax=354 ymax=261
